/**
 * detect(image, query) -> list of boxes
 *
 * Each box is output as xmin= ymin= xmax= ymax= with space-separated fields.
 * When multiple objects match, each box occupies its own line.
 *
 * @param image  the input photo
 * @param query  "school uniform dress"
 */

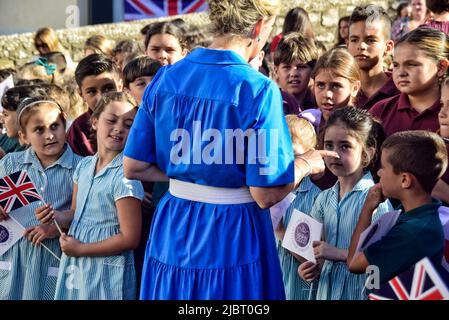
xmin=369 ymin=93 xmax=441 ymax=137
xmin=310 ymin=172 xmax=393 ymax=300
xmin=125 ymin=47 xmax=294 ymax=300
xmin=0 ymin=144 xmax=82 ymax=300
xmin=277 ymin=176 xmax=322 ymax=300
xmin=54 ymin=153 xmax=144 ymax=300
xmin=365 ymin=199 xmax=445 ymax=284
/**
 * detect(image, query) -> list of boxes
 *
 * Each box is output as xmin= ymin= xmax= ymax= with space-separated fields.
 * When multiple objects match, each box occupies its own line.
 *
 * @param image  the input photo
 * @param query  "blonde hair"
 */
xmin=312 ymin=48 xmax=360 ymax=84
xmin=285 ymin=115 xmax=317 ymax=153
xmin=18 ymin=62 xmax=56 ymax=84
xmin=34 ymin=27 xmax=64 ymax=52
xmin=208 ymin=0 xmax=279 ymax=37
xmin=84 ymin=35 xmax=114 ymax=57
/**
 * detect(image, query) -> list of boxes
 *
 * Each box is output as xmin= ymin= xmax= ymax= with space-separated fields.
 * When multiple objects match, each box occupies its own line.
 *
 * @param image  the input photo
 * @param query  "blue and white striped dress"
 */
xmin=310 ymin=172 xmax=392 ymax=300
xmin=277 ymin=176 xmax=322 ymax=300
xmin=0 ymin=145 xmax=82 ymax=300
xmin=54 ymin=152 xmax=144 ymax=300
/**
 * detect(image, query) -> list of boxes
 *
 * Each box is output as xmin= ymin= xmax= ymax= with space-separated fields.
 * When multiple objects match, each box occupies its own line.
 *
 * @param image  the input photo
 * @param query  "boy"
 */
xmin=273 ymin=33 xmax=318 ymax=114
xmin=66 ymin=53 xmax=122 ymax=156
xmin=123 ymin=56 xmax=162 ymax=105
xmin=348 ymin=130 xmax=447 ymax=284
xmin=348 ymin=5 xmax=399 ymax=110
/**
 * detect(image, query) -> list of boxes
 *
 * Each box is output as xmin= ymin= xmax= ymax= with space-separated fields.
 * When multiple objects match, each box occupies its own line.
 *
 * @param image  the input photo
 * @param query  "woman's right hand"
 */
xmin=35 ymin=204 xmax=55 ymax=224
xmin=299 ymin=149 xmax=340 ymax=175
xmin=0 ymin=205 xmax=8 ymax=221
xmin=298 ymin=261 xmax=320 ymax=282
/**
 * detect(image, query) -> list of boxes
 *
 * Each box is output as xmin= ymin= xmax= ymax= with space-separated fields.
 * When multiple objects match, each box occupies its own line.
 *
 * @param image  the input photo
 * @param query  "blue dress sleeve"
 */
xmin=245 ymin=81 xmax=294 ymax=187
xmin=124 ymin=67 xmax=167 ymax=164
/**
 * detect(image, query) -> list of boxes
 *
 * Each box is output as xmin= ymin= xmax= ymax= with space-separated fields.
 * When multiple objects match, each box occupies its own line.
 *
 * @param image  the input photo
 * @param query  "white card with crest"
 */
xmin=282 ymin=209 xmax=323 ymax=263
xmin=0 ymin=217 xmax=25 ymax=256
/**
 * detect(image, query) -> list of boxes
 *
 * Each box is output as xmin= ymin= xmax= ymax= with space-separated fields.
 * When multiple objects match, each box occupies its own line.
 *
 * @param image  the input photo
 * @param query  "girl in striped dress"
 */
xmin=298 ymin=107 xmax=393 ymax=300
xmin=38 ymin=92 xmax=144 ymax=300
xmin=0 ymin=96 xmax=82 ymax=300
xmin=276 ymin=115 xmax=322 ymax=300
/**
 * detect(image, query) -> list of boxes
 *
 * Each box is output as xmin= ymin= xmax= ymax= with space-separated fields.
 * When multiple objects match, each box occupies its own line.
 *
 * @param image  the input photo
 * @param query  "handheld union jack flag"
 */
xmin=369 ymin=257 xmax=449 ymax=300
xmin=0 ymin=171 xmax=43 ymax=213
xmin=124 ymin=0 xmax=208 ymax=20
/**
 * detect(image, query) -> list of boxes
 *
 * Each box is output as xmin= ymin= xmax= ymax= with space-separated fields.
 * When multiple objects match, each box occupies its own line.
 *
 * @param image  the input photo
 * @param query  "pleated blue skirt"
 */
xmin=140 ymin=192 xmax=285 ymax=300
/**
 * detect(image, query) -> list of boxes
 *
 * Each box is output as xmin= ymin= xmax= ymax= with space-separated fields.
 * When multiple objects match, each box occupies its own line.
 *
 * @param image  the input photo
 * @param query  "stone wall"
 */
xmin=0 ymin=0 xmax=398 ymax=69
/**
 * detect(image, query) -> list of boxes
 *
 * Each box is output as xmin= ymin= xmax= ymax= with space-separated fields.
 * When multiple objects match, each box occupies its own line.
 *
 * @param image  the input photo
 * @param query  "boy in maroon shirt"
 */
xmin=347 ymin=5 xmax=399 ymax=111
xmin=67 ymin=54 xmax=122 ymax=156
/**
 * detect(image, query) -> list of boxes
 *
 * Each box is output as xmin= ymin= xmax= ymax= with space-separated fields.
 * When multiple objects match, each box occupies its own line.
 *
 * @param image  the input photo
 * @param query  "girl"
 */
xmin=0 ymin=96 xmax=82 ymax=299
xmin=311 ymin=48 xmax=361 ymax=190
xmin=335 ymin=16 xmax=350 ymax=48
xmin=144 ymin=21 xmax=189 ymax=66
xmin=38 ymin=92 xmax=144 ymax=300
xmin=312 ymin=48 xmax=361 ymax=133
xmin=298 ymin=107 xmax=392 ymax=300
xmin=276 ymin=115 xmax=322 ymax=300
xmin=369 ymin=27 xmax=449 ymax=137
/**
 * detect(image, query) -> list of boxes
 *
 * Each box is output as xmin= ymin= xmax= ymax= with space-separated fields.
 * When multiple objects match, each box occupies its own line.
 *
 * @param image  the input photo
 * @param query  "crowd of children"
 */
xmin=0 ymin=0 xmax=448 ymax=300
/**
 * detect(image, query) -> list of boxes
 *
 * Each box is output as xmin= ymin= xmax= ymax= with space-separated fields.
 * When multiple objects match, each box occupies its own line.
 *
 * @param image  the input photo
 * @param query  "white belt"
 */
xmin=169 ymin=179 xmax=255 ymax=204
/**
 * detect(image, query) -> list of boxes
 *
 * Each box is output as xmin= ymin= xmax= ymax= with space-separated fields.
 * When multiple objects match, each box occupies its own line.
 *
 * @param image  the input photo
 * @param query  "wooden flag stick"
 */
xmin=53 ymin=218 xmax=63 ymax=236
xmin=40 ymin=242 xmax=61 ymax=262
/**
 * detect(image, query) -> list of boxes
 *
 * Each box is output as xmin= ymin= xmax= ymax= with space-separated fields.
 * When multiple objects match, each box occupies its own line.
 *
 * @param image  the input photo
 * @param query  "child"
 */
xmin=112 ymin=39 xmax=141 ymax=71
xmin=1 ymin=85 xmax=44 ymax=154
xmin=0 ymin=96 xmax=82 ymax=299
xmin=312 ymin=48 xmax=361 ymax=133
xmin=369 ymin=27 xmax=449 ymax=137
xmin=66 ymin=54 xmax=122 ymax=157
xmin=311 ymin=48 xmax=361 ymax=190
xmin=144 ymin=21 xmax=188 ymax=66
xmin=84 ymin=35 xmax=114 ymax=58
xmin=298 ymin=107 xmax=392 ymax=300
xmin=37 ymin=92 xmax=144 ymax=300
xmin=335 ymin=16 xmax=350 ymax=48
xmin=348 ymin=130 xmax=447 ymax=285
xmin=123 ymin=56 xmax=162 ymax=105
xmin=347 ymin=5 xmax=399 ymax=111
xmin=276 ymin=115 xmax=322 ymax=300
xmin=273 ymin=33 xmax=319 ymax=114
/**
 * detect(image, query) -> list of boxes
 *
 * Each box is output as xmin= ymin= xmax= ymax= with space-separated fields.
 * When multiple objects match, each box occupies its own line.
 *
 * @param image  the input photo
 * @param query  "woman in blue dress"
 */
xmin=124 ymin=0 xmax=336 ymax=300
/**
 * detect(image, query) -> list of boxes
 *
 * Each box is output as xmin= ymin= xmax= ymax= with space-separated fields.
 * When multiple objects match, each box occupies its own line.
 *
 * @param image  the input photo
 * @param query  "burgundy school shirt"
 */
xmin=281 ymin=88 xmax=316 ymax=115
xmin=66 ymin=109 xmax=95 ymax=157
xmin=355 ymin=72 xmax=400 ymax=111
xmin=368 ymin=93 xmax=441 ymax=137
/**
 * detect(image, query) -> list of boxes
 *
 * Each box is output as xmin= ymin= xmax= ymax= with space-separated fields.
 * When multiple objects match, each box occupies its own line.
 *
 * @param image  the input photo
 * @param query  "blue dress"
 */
xmin=0 ymin=145 xmax=82 ymax=300
xmin=310 ymin=172 xmax=393 ymax=300
xmin=54 ymin=153 xmax=144 ymax=300
xmin=125 ymin=48 xmax=294 ymax=300
xmin=277 ymin=176 xmax=322 ymax=300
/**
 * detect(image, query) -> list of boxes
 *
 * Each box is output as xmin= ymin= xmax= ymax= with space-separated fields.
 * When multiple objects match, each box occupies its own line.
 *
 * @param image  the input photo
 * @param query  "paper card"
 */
xmin=269 ymin=192 xmax=296 ymax=230
xmin=354 ymin=210 xmax=401 ymax=259
xmin=282 ymin=209 xmax=323 ymax=263
xmin=0 ymin=217 xmax=25 ymax=256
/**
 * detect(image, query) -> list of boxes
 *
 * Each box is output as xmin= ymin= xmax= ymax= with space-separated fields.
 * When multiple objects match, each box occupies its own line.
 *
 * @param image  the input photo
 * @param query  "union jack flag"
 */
xmin=369 ymin=257 xmax=449 ymax=300
xmin=124 ymin=0 xmax=208 ymax=21
xmin=0 ymin=171 xmax=43 ymax=213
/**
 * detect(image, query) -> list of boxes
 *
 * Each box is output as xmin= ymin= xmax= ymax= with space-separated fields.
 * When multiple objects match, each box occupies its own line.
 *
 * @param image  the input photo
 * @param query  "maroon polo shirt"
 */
xmin=356 ymin=72 xmax=400 ymax=111
xmin=300 ymin=87 xmax=317 ymax=111
xmin=66 ymin=109 xmax=95 ymax=157
xmin=281 ymin=90 xmax=301 ymax=115
xmin=368 ymin=93 xmax=441 ymax=137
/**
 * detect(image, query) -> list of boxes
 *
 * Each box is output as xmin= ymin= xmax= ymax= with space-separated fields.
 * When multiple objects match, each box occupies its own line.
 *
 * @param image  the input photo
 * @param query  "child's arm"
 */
xmin=313 ymin=241 xmax=348 ymax=262
xmin=60 ymin=197 xmax=142 ymax=257
xmin=123 ymin=156 xmax=169 ymax=182
xmin=347 ymin=184 xmax=384 ymax=273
